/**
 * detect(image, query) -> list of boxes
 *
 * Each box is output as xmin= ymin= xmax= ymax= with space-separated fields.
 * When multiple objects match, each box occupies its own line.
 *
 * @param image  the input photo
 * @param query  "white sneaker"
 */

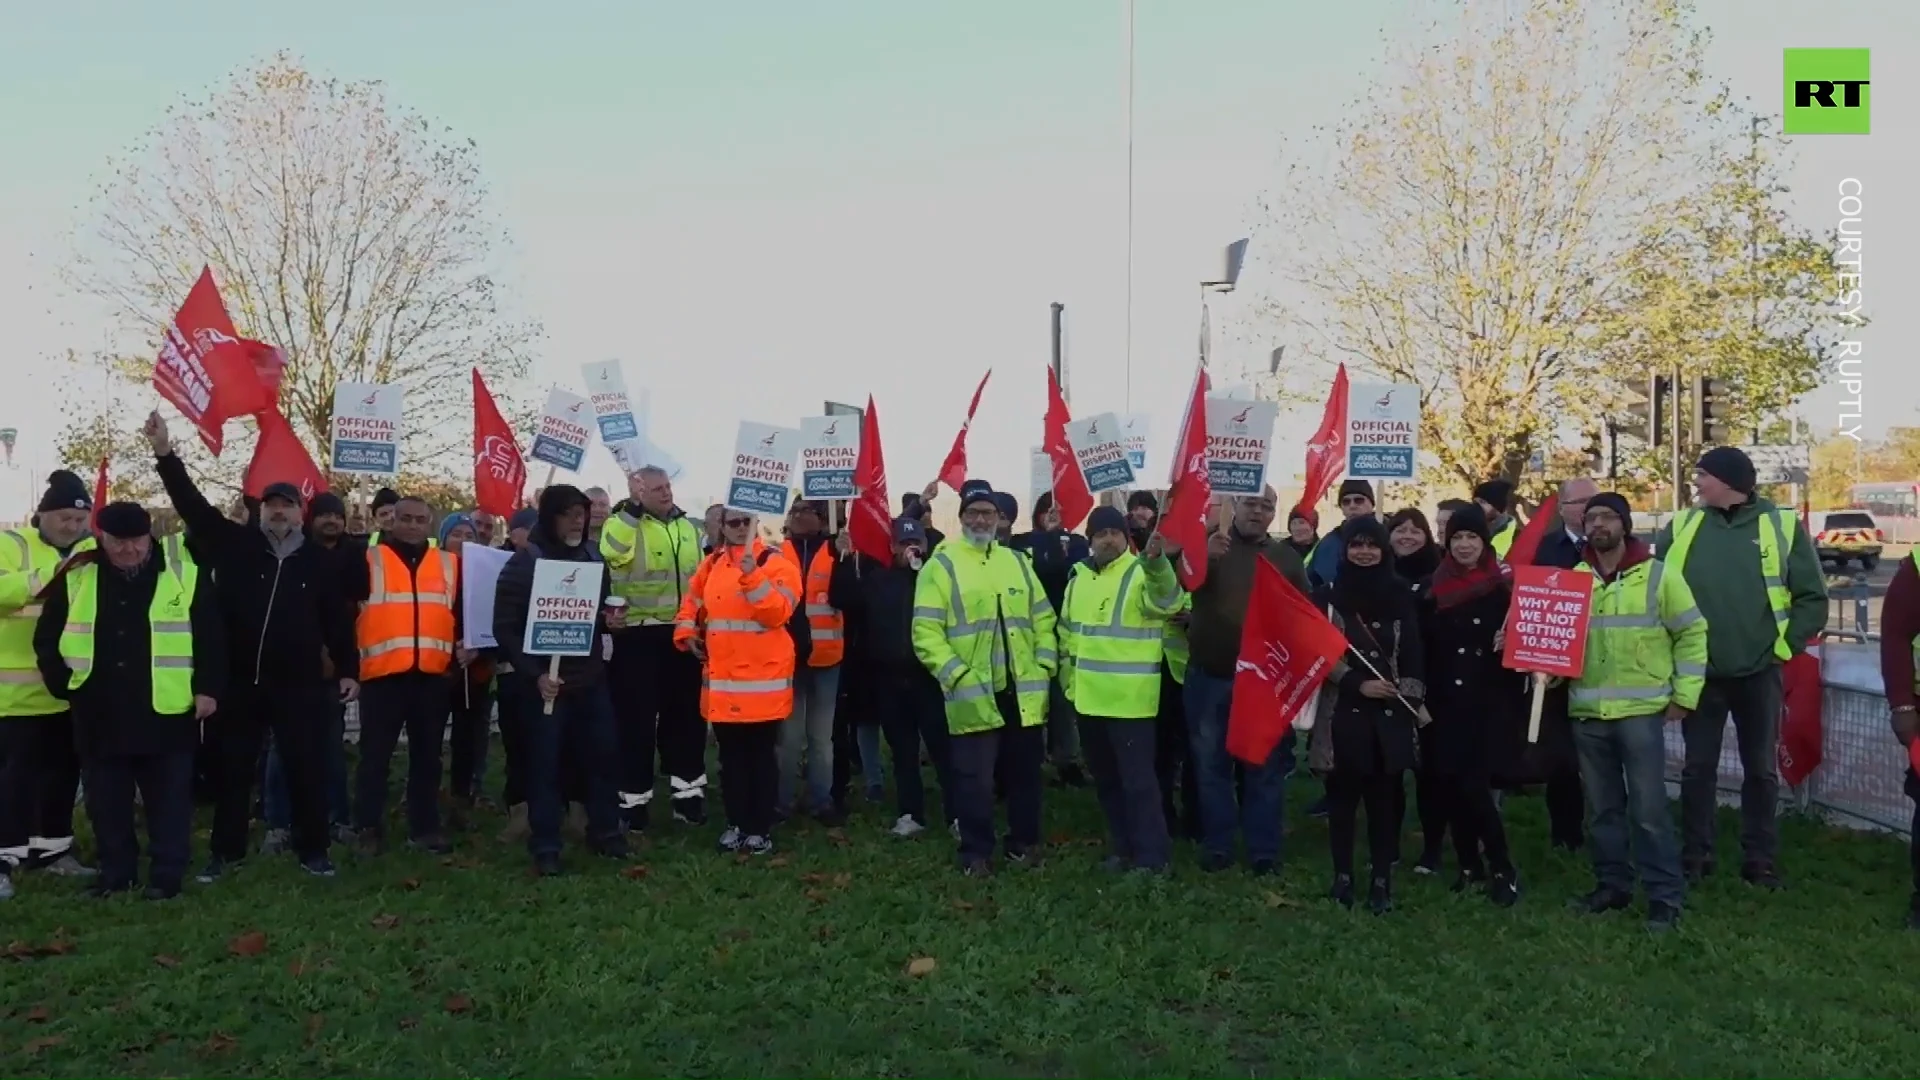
xmin=717 ymin=826 xmax=744 ymax=853
xmin=949 ymin=819 xmax=962 ymax=840
xmin=42 ymin=854 xmax=97 ymax=878
xmin=890 ymin=814 xmax=925 ymax=838
xmin=744 ymin=835 xmax=774 ymax=856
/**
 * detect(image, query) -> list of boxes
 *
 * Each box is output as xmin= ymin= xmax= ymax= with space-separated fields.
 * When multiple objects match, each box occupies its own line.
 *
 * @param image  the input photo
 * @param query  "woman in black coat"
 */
xmin=1315 ymin=516 xmax=1426 ymax=914
xmin=1419 ymin=504 xmax=1524 ymax=906
xmin=1385 ymin=507 xmax=1444 ymax=869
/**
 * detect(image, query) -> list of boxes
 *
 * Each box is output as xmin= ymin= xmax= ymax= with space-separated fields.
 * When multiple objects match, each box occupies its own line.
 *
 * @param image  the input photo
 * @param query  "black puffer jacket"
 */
xmin=154 ymin=452 xmax=357 ymax=684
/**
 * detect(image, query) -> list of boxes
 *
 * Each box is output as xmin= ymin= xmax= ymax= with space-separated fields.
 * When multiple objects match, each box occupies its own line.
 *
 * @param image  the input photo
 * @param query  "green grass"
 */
xmin=4 ymin=764 xmax=1920 ymax=1078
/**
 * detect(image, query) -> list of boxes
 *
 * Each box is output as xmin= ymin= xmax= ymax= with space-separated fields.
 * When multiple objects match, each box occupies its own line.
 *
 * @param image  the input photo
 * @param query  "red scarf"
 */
xmin=1429 ymin=548 xmax=1512 ymax=611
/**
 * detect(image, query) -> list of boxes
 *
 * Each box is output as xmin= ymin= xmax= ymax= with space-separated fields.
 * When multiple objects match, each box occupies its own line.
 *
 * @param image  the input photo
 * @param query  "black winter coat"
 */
xmin=154 ymin=452 xmax=358 ymax=685
xmin=828 ymin=552 xmax=924 ymax=672
xmin=1316 ymin=585 xmax=1426 ymax=778
xmin=492 ymin=529 xmax=612 ymax=694
xmin=1419 ymin=585 xmax=1527 ymax=779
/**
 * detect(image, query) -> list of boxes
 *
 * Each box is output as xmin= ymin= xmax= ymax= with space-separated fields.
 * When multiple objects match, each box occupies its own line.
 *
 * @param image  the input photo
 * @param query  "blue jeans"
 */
xmin=1572 ymin=713 xmax=1685 ymax=908
xmin=264 ymin=699 xmax=350 ymax=831
xmin=856 ymin=724 xmax=885 ymax=794
xmin=1185 ymin=667 xmax=1288 ymax=864
xmin=521 ymin=681 xmax=622 ymax=858
xmin=780 ymin=665 xmax=839 ymax=811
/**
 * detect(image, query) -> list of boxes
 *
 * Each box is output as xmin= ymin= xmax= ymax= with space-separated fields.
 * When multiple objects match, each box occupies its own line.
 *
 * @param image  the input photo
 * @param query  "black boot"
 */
xmin=1368 ymin=872 xmax=1393 ymax=915
xmin=1329 ymin=873 xmax=1355 ymax=910
xmin=1488 ymin=869 xmax=1520 ymax=908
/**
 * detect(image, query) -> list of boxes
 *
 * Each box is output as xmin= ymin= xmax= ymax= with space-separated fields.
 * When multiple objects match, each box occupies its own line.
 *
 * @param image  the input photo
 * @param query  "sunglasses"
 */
xmin=723 ymin=517 xmax=753 ymax=529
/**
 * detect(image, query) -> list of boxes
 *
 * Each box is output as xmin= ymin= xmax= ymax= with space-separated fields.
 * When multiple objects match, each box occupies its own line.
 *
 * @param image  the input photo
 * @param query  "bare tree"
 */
xmin=1255 ymin=0 xmax=1711 ymax=489
xmin=57 ymin=53 xmax=539 ymax=496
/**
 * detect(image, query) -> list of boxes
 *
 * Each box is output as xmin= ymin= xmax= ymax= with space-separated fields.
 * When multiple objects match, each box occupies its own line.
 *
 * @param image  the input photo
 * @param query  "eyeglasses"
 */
xmin=723 ymin=517 xmax=752 ymax=529
xmin=959 ymin=507 xmax=999 ymax=522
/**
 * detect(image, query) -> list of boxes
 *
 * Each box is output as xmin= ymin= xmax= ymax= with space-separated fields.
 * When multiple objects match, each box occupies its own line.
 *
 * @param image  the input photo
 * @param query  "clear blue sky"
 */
xmin=1 ymin=0 xmax=1912 ymax=511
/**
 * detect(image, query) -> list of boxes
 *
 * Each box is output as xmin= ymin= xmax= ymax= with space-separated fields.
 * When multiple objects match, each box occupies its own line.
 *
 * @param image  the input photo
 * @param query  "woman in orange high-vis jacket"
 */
xmin=674 ymin=510 xmax=800 ymax=856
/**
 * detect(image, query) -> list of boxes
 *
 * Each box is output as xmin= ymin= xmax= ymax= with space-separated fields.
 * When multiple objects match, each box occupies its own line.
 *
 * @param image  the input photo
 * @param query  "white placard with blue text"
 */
xmin=529 ymin=387 xmax=595 ymax=472
xmin=328 ymin=382 xmax=403 ymax=477
xmin=581 ymin=360 xmax=641 ymax=444
xmin=725 ymin=422 xmax=801 ymax=516
xmin=522 ymin=559 xmax=605 ymax=657
xmin=798 ymin=415 xmax=860 ymax=499
xmin=1346 ymin=382 xmax=1420 ymax=479
xmin=1121 ymin=413 xmax=1151 ymax=474
xmin=1204 ymin=398 xmax=1278 ymax=496
xmin=1065 ymin=412 xmax=1136 ymax=494
xmin=1029 ymin=445 xmax=1052 ymax=507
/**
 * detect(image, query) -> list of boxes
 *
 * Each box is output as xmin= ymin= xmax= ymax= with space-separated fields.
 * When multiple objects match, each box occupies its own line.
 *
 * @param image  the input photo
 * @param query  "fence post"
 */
xmin=1854 ymin=573 xmax=1871 ymax=634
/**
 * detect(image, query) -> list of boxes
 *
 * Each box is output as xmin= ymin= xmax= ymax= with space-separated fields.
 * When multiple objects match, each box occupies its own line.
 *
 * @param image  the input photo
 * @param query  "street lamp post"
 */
xmin=1198 ymin=238 xmax=1249 ymax=377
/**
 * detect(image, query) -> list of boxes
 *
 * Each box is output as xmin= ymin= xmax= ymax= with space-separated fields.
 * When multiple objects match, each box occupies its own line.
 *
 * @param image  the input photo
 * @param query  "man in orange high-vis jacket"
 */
xmin=773 ymin=500 xmax=846 ymax=823
xmin=352 ymin=495 xmax=462 ymax=856
xmin=674 ymin=509 xmax=800 ymax=856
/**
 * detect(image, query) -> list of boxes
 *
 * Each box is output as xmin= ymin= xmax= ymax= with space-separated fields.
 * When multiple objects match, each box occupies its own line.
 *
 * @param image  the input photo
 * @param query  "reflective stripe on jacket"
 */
xmin=1662 ymin=506 xmax=1799 ymax=663
xmin=600 ymin=508 xmax=700 ymax=624
xmin=358 ymin=544 xmax=458 ymax=679
xmin=774 ymin=540 xmax=844 ymax=667
xmin=0 ymin=529 xmax=92 ymax=717
xmin=674 ymin=540 xmax=801 ymax=722
xmin=1568 ymin=557 xmax=1708 ymax=720
xmin=59 ymin=535 xmax=198 ymax=714
xmin=911 ymin=538 xmax=1058 ymax=736
xmin=1490 ymin=519 xmax=1519 ymax=559
xmin=1060 ymin=551 xmax=1184 ymax=719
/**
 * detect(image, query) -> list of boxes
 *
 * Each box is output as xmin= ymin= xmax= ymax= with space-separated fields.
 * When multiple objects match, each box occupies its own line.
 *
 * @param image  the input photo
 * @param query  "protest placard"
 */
xmin=1029 ymin=446 xmax=1053 ymax=506
xmin=1203 ymin=398 xmax=1278 ymax=496
xmin=328 ymin=382 xmax=402 ymax=477
xmin=798 ymin=415 xmax=861 ymax=499
xmin=1346 ymin=382 xmax=1420 ymax=479
xmin=1121 ymin=413 xmax=1151 ymax=473
xmin=581 ymin=360 xmax=641 ymax=444
xmin=1065 ymin=413 xmax=1136 ymax=494
xmin=726 ymin=422 xmax=801 ymax=516
xmin=459 ymin=544 xmax=512 ymax=650
xmin=523 ymin=559 xmax=606 ymax=656
xmin=529 ymin=387 xmax=595 ymax=472
xmin=1502 ymin=564 xmax=1595 ymax=741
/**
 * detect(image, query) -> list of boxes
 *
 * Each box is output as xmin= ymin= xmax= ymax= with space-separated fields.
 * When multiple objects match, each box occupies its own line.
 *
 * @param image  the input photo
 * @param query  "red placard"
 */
xmin=1501 ymin=564 xmax=1594 ymax=678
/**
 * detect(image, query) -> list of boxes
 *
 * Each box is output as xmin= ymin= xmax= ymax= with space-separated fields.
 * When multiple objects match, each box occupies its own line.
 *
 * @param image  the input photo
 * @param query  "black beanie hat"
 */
xmin=1442 ymin=502 xmax=1492 ymax=546
xmin=96 ymin=501 xmax=151 ymax=539
xmin=39 ymin=470 xmax=91 ymax=514
xmin=1586 ymin=492 xmax=1633 ymax=532
xmin=1032 ymin=491 xmax=1056 ymax=524
xmin=991 ymin=491 xmax=1019 ymax=522
xmin=371 ymin=487 xmax=401 ymax=513
xmin=1127 ymin=490 xmax=1159 ymax=514
xmin=307 ymin=492 xmax=347 ymax=520
xmin=1473 ymin=479 xmax=1515 ymax=514
xmin=1696 ymin=446 xmax=1757 ymax=496
xmin=1086 ymin=505 xmax=1128 ymax=537
xmin=1342 ymin=513 xmax=1391 ymax=553
xmin=1337 ymin=478 xmax=1375 ymax=505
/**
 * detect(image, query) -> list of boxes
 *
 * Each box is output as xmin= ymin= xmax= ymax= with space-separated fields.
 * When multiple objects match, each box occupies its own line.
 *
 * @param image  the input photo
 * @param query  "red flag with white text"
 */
xmin=244 ymin=407 xmax=325 ymax=503
xmin=91 ymin=458 xmax=109 ymax=530
xmin=1042 ymin=367 xmax=1093 ymax=531
xmin=1228 ymin=558 xmax=1348 ymax=765
xmin=1293 ymin=363 xmax=1349 ymax=519
xmin=1162 ymin=361 xmax=1214 ymax=590
xmin=152 ymin=267 xmax=273 ymax=455
xmin=937 ymin=369 xmax=991 ymax=492
xmin=472 ymin=368 xmax=528 ymax=518
xmin=851 ymin=395 xmax=894 ymax=565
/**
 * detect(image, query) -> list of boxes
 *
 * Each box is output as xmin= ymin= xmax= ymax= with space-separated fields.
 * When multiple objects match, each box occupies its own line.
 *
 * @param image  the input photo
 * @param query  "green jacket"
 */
xmin=1654 ymin=495 xmax=1827 ymax=678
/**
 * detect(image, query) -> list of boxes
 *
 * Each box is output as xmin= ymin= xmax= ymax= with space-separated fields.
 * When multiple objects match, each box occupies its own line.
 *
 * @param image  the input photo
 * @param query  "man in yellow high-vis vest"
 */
xmin=34 ymin=502 xmax=224 ymax=901
xmin=1655 ymin=447 xmax=1828 ymax=889
xmin=0 ymin=470 xmax=98 ymax=898
xmin=1474 ymin=479 xmax=1521 ymax=559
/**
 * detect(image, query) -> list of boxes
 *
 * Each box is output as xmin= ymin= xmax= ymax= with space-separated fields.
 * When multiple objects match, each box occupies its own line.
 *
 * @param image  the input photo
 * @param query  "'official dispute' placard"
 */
xmin=726 ymin=422 xmax=801 ymax=516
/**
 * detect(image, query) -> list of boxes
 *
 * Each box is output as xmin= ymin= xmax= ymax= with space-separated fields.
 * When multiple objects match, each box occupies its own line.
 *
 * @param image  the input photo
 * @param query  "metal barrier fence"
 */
xmin=1661 ymin=639 xmax=1910 ymax=838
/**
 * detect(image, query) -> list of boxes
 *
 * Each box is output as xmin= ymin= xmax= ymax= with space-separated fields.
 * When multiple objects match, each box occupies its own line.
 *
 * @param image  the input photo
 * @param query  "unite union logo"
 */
xmin=1369 ymin=390 xmax=1396 ymax=419
xmin=822 ymin=421 xmax=838 ymax=437
xmin=1543 ymin=571 xmax=1562 ymax=589
xmin=760 ymin=432 xmax=778 ymax=448
xmin=560 ymin=568 xmax=580 ymax=586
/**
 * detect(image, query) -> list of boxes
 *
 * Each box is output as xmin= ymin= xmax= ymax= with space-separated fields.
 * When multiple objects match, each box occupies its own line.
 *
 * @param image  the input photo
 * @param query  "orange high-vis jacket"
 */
xmin=358 ymin=542 xmax=459 ymax=680
xmin=674 ymin=539 xmax=800 ymax=723
xmin=774 ymin=539 xmax=843 ymax=667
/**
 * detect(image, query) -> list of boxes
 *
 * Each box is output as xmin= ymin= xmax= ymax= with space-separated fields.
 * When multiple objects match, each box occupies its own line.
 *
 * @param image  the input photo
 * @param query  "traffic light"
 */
xmin=1582 ymin=427 xmax=1603 ymax=471
xmin=1692 ymin=376 xmax=1731 ymax=446
xmin=1621 ymin=374 xmax=1669 ymax=446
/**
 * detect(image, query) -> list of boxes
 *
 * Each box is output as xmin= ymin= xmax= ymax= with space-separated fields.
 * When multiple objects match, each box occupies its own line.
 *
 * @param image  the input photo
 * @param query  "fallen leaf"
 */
xmin=286 ymin=959 xmax=309 ymax=977
xmin=441 ymin=855 xmax=484 ymax=870
xmin=153 ymin=954 xmax=181 ymax=969
xmin=1212 ymin=967 xmax=1235 ymax=981
xmin=25 ymin=1004 xmax=50 ymax=1023
xmin=304 ymin=1013 xmax=324 ymax=1045
xmin=369 ymin=914 xmax=402 ymax=931
xmin=813 ymin=925 xmax=836 ymax=941
xmin=227 ymin=931 xmax=268 ymax=958
xmin=831 ymin=872 xmax=852 ymax=888
xmin=40 ymin=936 xmax=76 ymax=956
xmin=620 ymin=864 xmax=650 ymax=880
xmin=951 ymin=899 xmax=975 ymax=912
xmin=767 ymin=855 xmax=790 ymax=868
xmin=5 ymin=936 xmax=77 ymax=961
xmin=721 ymin=928 xmax=753 ymax=943
xmin=800 ymin=871 xmax=827 ymax=885
xmin=22 ymin=1035 xmax=65 ymax=1056
xmin=803 ymin=888 xmax=830 ymax=904
xmin=1263 ymin=891 xmax=1301 ymax=910
xmin=398 ymin=1016 xmax=420 ymax=1031
xmin=444 ymin=994 xmax=473 ymax=1015
xmin=401 ymin=877 xmax=422 ymax=891
xmin=202 ymin=1031 xmax=238 ymax=1054
xmin=906 ymin=956 xmax=938 ymax=977
xmin=1048 ymin=831 xmax=1075 ymax=845
xmin=826 ymin=827 xmax=849 ymax=843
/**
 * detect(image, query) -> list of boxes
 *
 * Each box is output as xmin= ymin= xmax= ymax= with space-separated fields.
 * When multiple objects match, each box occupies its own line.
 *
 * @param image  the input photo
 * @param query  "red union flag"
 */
xmin=1227 ymin=559 xmax=1348 ymax=765
xmin=1503 ymin=492 xmax=1559 ymax=569
xmin=1042 ymin=367 xmax=1093 ymax=531
xmin=152 ymin=267 xmax=273 ymax=455
xmin=1162 ymin=360 xmax=1213 ymax=590
xmin=850 ymin=395 xmax=893 ymax=565
xmin=937 ymin=368 xmax=991 ymax=492
xmin=1293 ymin=363 xmax=1349 ymax=518
xmin=472 ymin=368 xmax=528 ymax=518
xmin=244 ymin=407 xmax=325 ymax=503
